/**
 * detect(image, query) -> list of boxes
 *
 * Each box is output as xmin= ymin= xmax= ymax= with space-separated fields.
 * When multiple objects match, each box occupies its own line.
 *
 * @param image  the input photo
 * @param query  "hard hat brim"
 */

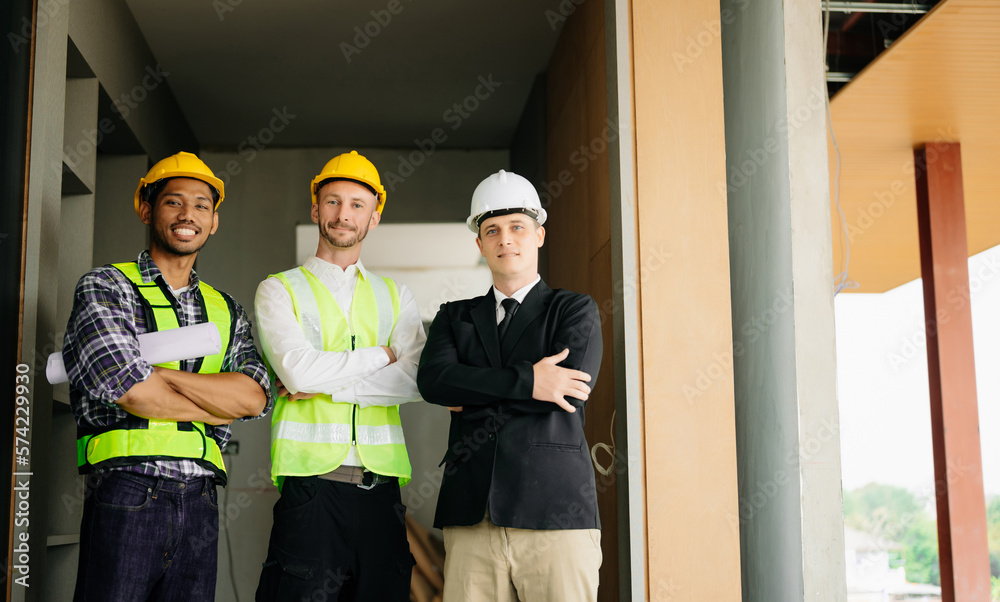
xmin=312 ymin=176 xmax=386 ymax=214
xmin=133 ymin=172 xmax=225 ymax=216
xmin=468 ymin=207 xmax=547 ymax=233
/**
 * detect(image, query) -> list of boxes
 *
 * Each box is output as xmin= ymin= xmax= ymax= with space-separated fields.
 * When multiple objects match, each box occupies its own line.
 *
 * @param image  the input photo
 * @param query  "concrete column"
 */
xmin=914 ymin=142 xmax=991 ymax=602
xmin=721 ymin=0 xmax=846 ymax=599
xmin=18 ymin=2 xmax=71 ymax=601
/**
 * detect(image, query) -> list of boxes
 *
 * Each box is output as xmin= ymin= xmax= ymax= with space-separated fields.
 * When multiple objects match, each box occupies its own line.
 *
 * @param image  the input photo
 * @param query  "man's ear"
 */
xmin=310 ymin=202 xmax=319 ymax=224
xmin=209 ymin=211 xmax=219 ymax=235
xmin=475 ymin=235 xmax=485 ymax=257
xmin=369 ymin=208 xmax=382 ymax=230
xmin=536 ymin=225 xmax=545 ymax=248
xmin=139 ymin=200 xmax=153 ymax=225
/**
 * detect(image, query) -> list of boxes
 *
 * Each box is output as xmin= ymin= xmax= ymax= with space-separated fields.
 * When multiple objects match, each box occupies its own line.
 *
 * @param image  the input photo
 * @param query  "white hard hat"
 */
xmin=466 ymin=169 xmax=548 ymax=233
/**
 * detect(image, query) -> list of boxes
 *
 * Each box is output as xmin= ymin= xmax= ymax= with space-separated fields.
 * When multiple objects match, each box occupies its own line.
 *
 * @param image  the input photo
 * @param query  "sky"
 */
xmin=835 ymin=244 xmax=1000 ymax=500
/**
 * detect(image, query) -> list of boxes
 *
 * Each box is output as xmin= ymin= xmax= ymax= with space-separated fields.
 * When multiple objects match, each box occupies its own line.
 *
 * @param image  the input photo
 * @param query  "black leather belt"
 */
xmin=318 ymin=465 xmax=394 ymax=489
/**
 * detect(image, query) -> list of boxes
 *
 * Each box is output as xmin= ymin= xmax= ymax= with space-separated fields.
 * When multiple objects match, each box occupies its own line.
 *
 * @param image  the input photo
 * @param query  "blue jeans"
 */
xmin=74 ymin=471 xmax=220 ymax=602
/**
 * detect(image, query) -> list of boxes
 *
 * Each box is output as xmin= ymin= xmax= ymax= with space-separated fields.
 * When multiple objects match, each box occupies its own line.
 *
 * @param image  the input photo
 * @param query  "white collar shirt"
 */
xmin=492 ymin=275 xmax=541 ymax=325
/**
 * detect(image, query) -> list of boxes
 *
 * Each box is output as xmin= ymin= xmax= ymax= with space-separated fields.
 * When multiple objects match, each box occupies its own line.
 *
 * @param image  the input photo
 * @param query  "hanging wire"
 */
xmin=825 ymin=2 xmax=859 ymax=295
xmin=591 ymin=410 xmax=616 ymax=476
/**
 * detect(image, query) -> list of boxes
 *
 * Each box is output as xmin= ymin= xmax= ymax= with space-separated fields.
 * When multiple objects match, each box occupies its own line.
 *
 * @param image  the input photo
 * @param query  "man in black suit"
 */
xmin=417 ymin=170 xmax=603 ymax=601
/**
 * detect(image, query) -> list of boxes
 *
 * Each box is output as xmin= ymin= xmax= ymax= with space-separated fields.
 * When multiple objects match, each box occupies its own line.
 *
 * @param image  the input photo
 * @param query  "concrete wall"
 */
xmin=720 ymin=0 xmax=847 ymax=599
xmin=93 ymin=155 xmax=149 ymax=268
xmin=67 ymin=0 xmax=197 ymax=159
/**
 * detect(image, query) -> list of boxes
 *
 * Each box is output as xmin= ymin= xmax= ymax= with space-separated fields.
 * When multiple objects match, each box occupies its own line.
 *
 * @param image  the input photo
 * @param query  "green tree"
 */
xmin=988 ymin=495 xmax=1000 ymax=579
xmin=843 ymin=483 xmax=940 ymax=585
xmin=902 ymin=517 xmax=940 ymax=585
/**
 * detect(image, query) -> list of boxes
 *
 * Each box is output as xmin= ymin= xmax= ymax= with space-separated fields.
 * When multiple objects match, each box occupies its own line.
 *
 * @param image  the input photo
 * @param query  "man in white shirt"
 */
xmin=253 ymin=151 xmax=425 ymax=601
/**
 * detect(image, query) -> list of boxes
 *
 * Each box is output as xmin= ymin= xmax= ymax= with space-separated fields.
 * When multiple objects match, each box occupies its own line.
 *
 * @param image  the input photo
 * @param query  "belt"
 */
xmin=318 ymin=465 xmax=395 ymax=490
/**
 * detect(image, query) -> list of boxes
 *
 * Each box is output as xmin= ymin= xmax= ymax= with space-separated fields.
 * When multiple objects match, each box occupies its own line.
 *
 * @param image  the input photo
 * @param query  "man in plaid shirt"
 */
xmin=62 ymin=152 xmax=271 ymax=602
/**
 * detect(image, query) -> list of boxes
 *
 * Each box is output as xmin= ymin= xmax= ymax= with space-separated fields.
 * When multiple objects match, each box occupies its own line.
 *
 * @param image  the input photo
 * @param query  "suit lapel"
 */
xmin=500 ymin=280 xmax=551 ymax=360
xmin=471 ymin=287 xmax=502 ymax=368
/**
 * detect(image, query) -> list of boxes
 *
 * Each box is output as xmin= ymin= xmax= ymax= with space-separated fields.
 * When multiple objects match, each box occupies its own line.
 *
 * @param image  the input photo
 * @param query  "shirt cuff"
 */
xmin=365 ymin=346 xmax=391 ymax=373
xmin=106 ymin=359 xmax=153 ymax=404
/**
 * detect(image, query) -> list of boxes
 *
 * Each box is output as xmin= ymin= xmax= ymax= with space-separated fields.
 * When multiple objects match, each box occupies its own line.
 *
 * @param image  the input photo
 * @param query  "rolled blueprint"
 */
xmin=46 ymin=322 xmax=222 ymax=385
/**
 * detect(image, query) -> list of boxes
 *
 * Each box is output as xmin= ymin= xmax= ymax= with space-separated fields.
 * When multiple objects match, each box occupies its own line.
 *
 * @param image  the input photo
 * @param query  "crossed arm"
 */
xmin=64 ymin=270 xmax=269 ymax=425
xmin=254 ymin=276 xmax=426 ymax=406
xmin=119 ymin=368 xmax=265 ymax=424
xmin=417 ymin=295 xmax=602 ymax=414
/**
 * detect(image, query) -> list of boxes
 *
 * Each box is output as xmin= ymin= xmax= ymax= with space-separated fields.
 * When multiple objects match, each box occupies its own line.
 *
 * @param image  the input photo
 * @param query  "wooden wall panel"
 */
xmin=545 ymin=1 xmax=618 ymax=599
xmin=632 ymin=0 xmax=742 ymax=599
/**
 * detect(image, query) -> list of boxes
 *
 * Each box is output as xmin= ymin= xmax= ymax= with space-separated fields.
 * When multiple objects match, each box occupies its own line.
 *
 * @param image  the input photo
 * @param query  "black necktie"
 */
xmin=497 ymin=298 xmax=519 ymax=342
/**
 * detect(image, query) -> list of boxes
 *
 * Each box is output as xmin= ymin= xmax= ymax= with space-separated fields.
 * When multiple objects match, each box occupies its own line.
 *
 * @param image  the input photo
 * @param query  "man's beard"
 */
xmin=320 ymin=220 xmax=369 ymax=248
xmin=149 ymin=220 xmax=205 ymax=257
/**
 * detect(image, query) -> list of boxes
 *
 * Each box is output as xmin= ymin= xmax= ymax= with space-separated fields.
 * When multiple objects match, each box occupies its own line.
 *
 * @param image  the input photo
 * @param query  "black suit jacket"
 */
xmin=417 ymin=280 xmax=603 ymax=530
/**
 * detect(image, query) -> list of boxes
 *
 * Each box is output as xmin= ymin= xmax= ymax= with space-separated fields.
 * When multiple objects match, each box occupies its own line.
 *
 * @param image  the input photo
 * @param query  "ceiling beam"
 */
xmin=823 ymin=1 xmax=931 ymax=14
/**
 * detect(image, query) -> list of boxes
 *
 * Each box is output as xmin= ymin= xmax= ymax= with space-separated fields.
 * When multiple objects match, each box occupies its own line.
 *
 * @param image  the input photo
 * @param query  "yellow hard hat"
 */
xmin=133 ymin=151 xmax=225 ymax=216
xmin=311 ymin=150 xmax=386 ymax=214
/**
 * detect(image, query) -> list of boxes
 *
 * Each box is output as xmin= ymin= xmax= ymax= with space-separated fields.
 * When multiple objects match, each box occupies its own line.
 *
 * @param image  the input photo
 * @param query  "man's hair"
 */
xmin=476 ymin=209 xmax=540 ymax=238
xmin=315 ymin=177 xmax=378 ymax=199
xmin=144 ymin=177 xmax=220 ymax=208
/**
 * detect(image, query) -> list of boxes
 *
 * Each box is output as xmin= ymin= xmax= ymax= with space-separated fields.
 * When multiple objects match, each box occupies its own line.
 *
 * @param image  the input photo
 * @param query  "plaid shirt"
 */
xmin=63 ymin=251 xmax=272 ymax=482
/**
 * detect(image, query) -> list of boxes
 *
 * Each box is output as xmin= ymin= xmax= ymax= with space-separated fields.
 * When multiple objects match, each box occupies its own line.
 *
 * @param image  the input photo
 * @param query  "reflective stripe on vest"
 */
xmin=75 ymin=262 xmax=232 ymax=482
xmin=268 ymin=266 xmax=410 ymax=487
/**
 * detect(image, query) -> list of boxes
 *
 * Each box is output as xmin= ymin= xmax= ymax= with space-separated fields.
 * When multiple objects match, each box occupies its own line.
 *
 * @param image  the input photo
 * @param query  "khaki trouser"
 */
xmin=442 ymin=515 xmax=602 ymax=602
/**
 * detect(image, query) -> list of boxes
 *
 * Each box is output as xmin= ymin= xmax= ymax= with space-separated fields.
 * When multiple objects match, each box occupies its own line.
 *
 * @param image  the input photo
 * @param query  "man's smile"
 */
xmin=171 ymin=224 xmax=199 ymax=240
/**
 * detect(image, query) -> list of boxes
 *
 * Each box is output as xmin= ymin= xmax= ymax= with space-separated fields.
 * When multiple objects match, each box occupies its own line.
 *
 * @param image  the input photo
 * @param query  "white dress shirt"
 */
xmin=255 ymin=256 xmax=426 ymax=467
xmin=492 ymin=275 xmax=541 ymax=324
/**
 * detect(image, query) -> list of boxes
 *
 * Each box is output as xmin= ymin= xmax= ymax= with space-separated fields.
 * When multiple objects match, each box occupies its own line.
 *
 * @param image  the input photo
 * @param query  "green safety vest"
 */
xmin=268 ymin=266 xmax=411 ymax=488
xmin=76 ymin=261 xmax=233 ymax=483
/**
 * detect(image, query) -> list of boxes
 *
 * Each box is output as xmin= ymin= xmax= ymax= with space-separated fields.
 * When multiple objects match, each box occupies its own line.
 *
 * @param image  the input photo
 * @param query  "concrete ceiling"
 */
xmin=829 ymin=0 xmax=1000 ymax=293
xmin=124 ymin=0 xmax=567 ymax=150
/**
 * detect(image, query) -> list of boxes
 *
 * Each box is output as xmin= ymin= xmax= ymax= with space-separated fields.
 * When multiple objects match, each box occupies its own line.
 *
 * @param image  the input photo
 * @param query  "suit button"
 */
xmin=488 ymin=433 xmax=496 ymax=441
